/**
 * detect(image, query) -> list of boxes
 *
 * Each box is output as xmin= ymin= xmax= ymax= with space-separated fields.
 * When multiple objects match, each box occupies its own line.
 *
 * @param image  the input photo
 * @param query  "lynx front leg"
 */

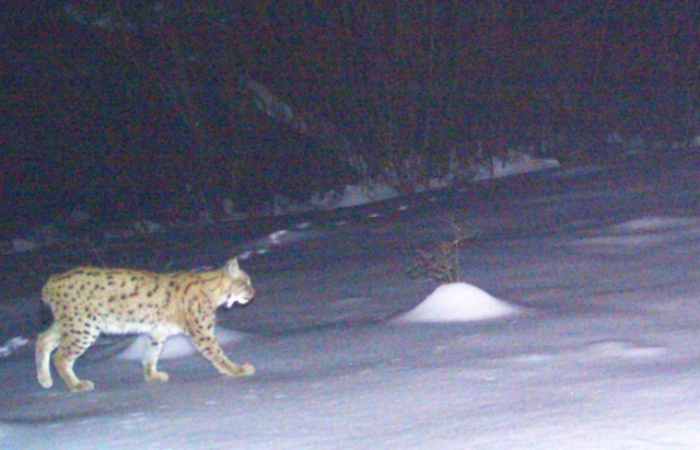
xmin=187 ymin=328 xmax=254 ymax=377
xmin=142 ymin=334 xmax=170 ymax=382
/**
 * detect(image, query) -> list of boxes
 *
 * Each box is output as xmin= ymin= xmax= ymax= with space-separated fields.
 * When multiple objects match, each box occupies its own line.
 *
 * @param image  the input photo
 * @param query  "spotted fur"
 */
xmin=36 ymin=258 xmax=255 ymax=392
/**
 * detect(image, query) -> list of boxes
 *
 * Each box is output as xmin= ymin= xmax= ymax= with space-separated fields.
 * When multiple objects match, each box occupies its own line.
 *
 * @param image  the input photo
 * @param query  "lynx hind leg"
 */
xmin=187 ymin=329 xmax=254 ymax=378
xmin=142 ymin=334 xmax=170 ymax=383
xmin=52 ymin=326 xmax=100 ymax=392
xmin=36 ymin=323 xmax=61 ymax=389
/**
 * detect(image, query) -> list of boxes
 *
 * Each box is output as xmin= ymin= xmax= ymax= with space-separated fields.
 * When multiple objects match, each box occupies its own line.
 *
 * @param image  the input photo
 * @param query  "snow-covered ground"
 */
xmin=1 ymin=149 xmax=700 ymax=449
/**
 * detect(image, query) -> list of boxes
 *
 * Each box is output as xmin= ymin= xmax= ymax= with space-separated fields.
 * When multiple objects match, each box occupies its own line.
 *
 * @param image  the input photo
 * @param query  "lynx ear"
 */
xmin=227 ymin=258 xmax=240 ymax=276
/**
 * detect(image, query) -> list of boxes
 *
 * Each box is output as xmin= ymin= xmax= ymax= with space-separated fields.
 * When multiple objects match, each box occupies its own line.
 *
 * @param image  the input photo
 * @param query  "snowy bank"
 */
xmin=473 ymin=152 xmax=560 ymax=181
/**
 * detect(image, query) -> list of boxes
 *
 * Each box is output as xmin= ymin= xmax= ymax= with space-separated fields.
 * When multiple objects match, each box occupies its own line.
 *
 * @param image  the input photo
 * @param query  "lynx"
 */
xmin=36 ymin=258 xmax=255 ymax=392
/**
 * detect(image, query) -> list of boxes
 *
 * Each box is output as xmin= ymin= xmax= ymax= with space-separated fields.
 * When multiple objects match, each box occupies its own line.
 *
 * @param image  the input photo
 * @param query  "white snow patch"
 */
xmin=237 ymin=229 xmax=312 ymax=260
xmin=335 ymin=182 xmax=400 ymax=208
xmin=612 ymin=216 xmax=700 ymax=232
xmin=393 ymin=282 xmax=520 ymax=323
xmin=511 ymin=341 xmax=666 ymax=365
xmin=473 ymin=151 xmax=560 ymax=181
xmin=577 ymin=234 xmax=680 ymax=247
xmin=268 ymin=229 xmax=289 ymax=244
xmin=570 ymin=216 xmax=700 ymax=250
xmin=237 ymin=250 xmax=253 ymax=260
xmin=582 ymin=341 xmax=666 ymax=359
xmin=117 ymin=328 xmax=247 ymax=361
xmin=11 ymin=238 xmax=39 ymax=252
xmin=0 ymin=336 xmax=28 ymax=358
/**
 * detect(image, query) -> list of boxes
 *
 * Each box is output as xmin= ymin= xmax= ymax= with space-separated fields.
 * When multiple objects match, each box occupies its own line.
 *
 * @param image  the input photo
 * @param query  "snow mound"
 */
xmin=117 ymin=328 xmax=247 ymax=361
xmin=393 ymin=282 xmax=520 ymax=323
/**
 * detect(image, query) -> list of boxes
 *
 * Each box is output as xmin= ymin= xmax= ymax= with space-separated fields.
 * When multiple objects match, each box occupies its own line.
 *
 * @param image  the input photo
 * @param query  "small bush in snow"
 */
xmin=406 ymin=216 xmax=478 ymax=283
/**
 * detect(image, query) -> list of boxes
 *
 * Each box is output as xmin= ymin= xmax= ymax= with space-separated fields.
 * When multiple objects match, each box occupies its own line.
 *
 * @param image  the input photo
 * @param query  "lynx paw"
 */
xmin=38 ymin=374 xmax=53 ymax=389
xmin=145 ymin=371 xmax=170 ymax=383
xmin=69 ymin=380 xmax=95 ymax=393
xmin=240 ymin=363 xmax=255 ymax=376
xmin=224 ymin=363 xmax=255 ymax=377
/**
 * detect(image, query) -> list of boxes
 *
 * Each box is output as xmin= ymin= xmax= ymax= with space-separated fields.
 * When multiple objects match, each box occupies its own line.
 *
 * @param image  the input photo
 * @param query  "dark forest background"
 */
xmin=2 ymin=1 xmax=699 ymax=237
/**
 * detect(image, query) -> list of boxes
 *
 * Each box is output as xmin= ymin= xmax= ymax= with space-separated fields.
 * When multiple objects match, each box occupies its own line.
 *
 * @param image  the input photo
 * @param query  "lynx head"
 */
xmin=215 ymin=258 xmax=255 ymax=308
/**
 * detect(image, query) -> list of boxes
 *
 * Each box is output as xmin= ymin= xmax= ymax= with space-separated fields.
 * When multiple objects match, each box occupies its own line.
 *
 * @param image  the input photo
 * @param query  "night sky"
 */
xmin=2 ymin=1 xmax=698 ymax=237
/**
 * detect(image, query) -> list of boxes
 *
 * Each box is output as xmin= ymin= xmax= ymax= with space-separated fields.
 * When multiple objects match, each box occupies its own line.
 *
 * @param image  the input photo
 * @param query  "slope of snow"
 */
xmin=2 ymin=151 xmax=700 ymax=450
xmin=393 ymin=282 xmax=521 ymax=322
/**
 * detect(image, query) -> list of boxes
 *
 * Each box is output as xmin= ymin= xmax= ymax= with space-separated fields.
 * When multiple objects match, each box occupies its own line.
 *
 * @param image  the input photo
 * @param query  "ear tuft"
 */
xmin=227 ymin=258 xmax=240 ymax=276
